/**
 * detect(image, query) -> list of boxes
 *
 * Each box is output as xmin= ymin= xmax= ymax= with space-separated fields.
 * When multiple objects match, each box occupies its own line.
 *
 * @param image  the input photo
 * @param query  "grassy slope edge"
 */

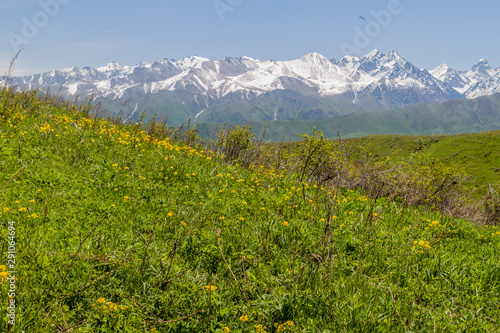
xmin=0 ymin=89 xmax=499 ymax=332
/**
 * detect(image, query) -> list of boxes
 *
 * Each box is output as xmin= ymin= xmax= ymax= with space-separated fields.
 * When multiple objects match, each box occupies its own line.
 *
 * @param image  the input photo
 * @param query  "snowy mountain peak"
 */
xmin=340 ymin=54 xmax=361 ymax=62
xmin=61 ymin=66 xmax=79 ymax=73
xmin=299 ymin=52 xmax=331 ymax=64
xmin=430 ymin=63 xmax=452 ymax=77
xmin=366 ymin=49 xmax=383 ymax=58
xmin=387 ymin=50 xmax=402 ymax=60
xmin=176 ymin=56 xmax=211 ymax=69
xmin=97 ymin=61 xmax=127 ymax=72
xmin=301 ymin=52 xmax=326 ymax=59
xmin=471 ymin=59 xmax=491 ymax=72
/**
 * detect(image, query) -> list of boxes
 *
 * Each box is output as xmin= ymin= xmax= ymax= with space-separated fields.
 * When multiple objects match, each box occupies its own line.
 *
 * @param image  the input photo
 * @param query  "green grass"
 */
xmin=269 ymin=131 xmax=500 ymax=196
xmin=343 ymin=132 xmax=500 ymax=192
xmin=1 ymin=89 xmax=500 ymax=332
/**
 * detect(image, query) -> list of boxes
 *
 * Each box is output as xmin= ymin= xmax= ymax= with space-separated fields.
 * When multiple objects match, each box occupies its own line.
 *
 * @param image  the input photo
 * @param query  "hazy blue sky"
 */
xmin=1 ymin=0 xmax=499 ymax=75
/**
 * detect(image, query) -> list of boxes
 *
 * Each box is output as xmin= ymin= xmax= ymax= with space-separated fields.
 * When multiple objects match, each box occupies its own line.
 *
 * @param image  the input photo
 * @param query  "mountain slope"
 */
xmin=195 ymin=93 xmax=500 ymax=142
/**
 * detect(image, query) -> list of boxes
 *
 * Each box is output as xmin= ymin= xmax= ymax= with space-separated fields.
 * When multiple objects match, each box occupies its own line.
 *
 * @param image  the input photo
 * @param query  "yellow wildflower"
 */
xmin=204 ymin=285 xmax=217 ymax=293
xmin=108 ymin=302 xmax=118 ymax=311
xmin=239 ymin=315 xmax=249 ymax=322
xmin=0 ymin=271 xmax=9 ymax=282
xmin=254 ymin=325 xmax=267 ymax=333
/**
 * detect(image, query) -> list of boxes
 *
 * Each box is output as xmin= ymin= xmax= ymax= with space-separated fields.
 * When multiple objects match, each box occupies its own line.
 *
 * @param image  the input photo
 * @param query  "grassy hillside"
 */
xmin=343 ymin=131 xmax=500 ymax=190
xmin=269 ymin=131 xmax=500 ymax=194
xmin=1 ymin=88 xmax=499 ymax=332
xmin=195 ymin=93 xmax=500 ymax=142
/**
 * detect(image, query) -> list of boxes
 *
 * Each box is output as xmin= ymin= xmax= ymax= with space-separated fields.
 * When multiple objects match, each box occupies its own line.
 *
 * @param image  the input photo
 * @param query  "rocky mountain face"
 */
xmin=6 ymin=50 xmax=499 ymax=124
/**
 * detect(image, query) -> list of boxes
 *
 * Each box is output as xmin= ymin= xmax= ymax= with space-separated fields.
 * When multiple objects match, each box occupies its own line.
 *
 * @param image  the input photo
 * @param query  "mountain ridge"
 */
xmin=5 ymin=50 xmax=500 ymax=125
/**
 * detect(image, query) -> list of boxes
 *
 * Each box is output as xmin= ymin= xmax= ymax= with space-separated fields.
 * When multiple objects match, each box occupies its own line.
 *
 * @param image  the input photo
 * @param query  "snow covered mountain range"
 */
xmin=6 ymin=50 xmax=500 ymax=124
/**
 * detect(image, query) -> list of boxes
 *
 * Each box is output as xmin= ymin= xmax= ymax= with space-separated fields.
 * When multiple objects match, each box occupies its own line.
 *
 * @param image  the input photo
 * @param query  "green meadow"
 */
xmin=271 ymin=131 xmax=500 ymax=196
xmin=1 ymin=88 xmax=499 ymax=332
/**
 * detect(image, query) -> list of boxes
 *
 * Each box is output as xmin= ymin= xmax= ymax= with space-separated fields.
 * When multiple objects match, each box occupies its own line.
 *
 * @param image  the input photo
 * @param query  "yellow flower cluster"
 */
xmin=0 ymin=265 xmax=9 ymax=283
xmin=94 ymin=298 xmax=127 ymax=312
xmin=413 ymin=240 xmax=431 ymax=249
xmin=276 ymin=321 xmax=294 ymax=332
xmin=204 ymin=285 xmax=217 ymax=294
xmin=425 ymin=220 xmax=442 ymax=230
xmin=254 ymin=324 xmax=267 ymax=332
xmin=39 ymin=122 xmax=53 ymax=133
xmin=239 ymin=315 xmax=249 ymax=322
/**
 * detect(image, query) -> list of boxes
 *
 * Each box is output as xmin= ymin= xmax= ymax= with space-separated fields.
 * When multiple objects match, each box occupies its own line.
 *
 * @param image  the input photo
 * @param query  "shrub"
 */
xmin=292 ymin=128 xmax=348 ymax=185
xmin=484 ymin=184 xmax=500 ymax=225
xmin=214 ymin=126 xmax=255 ymax=161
